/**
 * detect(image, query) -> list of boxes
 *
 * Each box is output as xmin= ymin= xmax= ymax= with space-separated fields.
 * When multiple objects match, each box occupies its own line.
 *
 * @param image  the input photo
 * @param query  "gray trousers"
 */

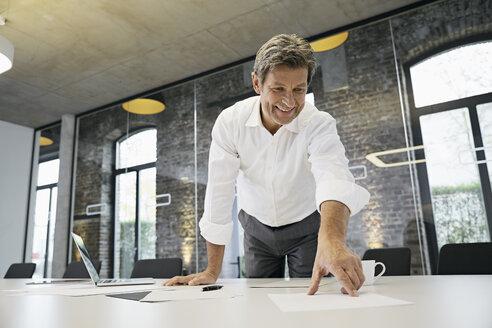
xmin=238 ymin=210 xmax=320 ymax=278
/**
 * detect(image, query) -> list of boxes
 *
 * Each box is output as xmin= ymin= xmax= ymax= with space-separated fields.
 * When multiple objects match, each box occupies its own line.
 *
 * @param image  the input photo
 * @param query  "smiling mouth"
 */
xmin=275 ymin=106 xmax=294 ymax=113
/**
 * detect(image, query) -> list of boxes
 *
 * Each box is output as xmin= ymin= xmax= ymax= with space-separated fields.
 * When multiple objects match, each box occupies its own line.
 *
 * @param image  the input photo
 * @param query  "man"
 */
xmin=165 ymin=34 xmax=370 ymax=296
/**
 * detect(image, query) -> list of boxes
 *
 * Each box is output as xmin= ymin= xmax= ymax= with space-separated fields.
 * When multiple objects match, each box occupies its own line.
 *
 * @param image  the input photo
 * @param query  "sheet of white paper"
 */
xmin=141 ymin=288 xmax=240 ymax=302
xmin=268 ymin=291 xmax=412 ymax=312
xmin=4 ymin=284 xmax=172 ymax=297
xmin=249 ymin=278 xmax=333 ymax=288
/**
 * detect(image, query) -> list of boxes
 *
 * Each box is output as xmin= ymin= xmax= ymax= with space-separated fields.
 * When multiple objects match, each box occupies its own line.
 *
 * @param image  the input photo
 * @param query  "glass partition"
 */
xmin=66 ymin=0 xmax=492 ymax=278
xmin=153 ymin=82 xmax=196 ymax=275
xmin=72 ymin=83 xmax=196 ymax=278
xmin=402 ymin=4 xmax=492 ymax=272
xmin=72 ymin=106 xmax=127 ymax=277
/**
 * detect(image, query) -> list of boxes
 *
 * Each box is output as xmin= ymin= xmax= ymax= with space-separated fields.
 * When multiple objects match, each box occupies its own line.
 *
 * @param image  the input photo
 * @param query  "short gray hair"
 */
xmin=254 ymin=34 xmax=316 ymax=86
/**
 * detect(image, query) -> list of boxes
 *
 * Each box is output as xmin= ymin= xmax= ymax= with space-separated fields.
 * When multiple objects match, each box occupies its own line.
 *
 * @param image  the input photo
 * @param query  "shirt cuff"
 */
xmin=199 ymin=217 xmax=234 ymax=245
xmin=316 ymin=179 xmax=370 ymax=216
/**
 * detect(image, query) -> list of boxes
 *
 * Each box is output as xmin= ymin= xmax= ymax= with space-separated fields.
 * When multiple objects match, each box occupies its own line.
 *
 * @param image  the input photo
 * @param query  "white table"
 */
xmin=1 ymin=275 xmax=491 ymax=328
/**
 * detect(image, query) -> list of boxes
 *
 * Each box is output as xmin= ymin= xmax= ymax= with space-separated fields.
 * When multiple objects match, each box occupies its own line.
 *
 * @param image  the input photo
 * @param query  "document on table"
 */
xmin=249 ymin=278 xmax=333 ymax=288
xmin=4 ymin=284 xmax=171 ymax=297
xmin=268 ymin=291 xmax=412 ymax=312
xmin=140 ymin=287 xmax=240 ymax=302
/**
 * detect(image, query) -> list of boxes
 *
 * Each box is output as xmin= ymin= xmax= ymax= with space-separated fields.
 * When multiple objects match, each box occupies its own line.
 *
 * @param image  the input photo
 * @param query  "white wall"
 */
xmin=0 ymin=120 xmax=34 ymax=276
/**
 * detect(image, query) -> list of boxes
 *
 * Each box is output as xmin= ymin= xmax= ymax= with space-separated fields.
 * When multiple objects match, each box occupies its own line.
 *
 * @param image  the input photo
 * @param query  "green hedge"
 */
xmin=431 ymin=183 xmax=489 ymax=248
xmin=119 ymin=220 xmax=156 ymax=278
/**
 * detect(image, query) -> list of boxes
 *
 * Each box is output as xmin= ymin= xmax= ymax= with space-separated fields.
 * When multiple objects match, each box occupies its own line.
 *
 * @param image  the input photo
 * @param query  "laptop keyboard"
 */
xmin=99 ymin=279 xmax=130 ymax=284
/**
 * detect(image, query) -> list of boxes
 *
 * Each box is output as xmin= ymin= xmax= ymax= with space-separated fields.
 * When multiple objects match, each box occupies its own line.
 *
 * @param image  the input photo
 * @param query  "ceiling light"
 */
xmin=310 ymin=32 xmax=349 ymax=52
xmin=122 ymin=98 xmax=165 ymax=115
xmin=366 ymin=145 xmax=425 ymax=168
xmin=0 ymin=34 xmax=14 ymax=74
xmin=40 ymin=136 xmax=54 ymax=146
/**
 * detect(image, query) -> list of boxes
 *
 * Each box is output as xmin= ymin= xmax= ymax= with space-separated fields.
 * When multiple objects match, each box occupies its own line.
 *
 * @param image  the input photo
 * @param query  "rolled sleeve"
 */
xmin=199 ymin=218 xmax=234 ymax=245
xmin=315 ymin=179 xmax=370 ymax=215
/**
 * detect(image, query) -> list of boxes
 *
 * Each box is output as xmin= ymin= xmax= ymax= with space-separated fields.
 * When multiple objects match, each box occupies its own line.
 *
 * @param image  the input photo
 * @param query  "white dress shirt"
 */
xmin=199 ymin=96 xmax=370 ymax=245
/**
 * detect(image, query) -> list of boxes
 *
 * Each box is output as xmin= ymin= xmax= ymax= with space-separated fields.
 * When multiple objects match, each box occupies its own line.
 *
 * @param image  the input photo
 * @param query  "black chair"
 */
xmin=4 ymin=263 xmax=36 ymax=278
xmin=362 ymin=247 xmax=411 ymax=276
xmin=131 ymin=258 xmax=182 ymax=279
xmin=63 ymin=260 xmax=102 ymax=278
xmin=437 ymin=242 xmax=492 ymax=275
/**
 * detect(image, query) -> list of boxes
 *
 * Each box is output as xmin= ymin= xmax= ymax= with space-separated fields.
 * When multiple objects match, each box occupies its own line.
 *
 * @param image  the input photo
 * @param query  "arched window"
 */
xmin=117 ymin=129 xmax=157 ymax=169
xmin=115 ymin=128 xmax=157 ymax=278
xmin=407 ymin=40 xmax=492 ymax=273
xmin=410 ymin=41 xmax=492 ymax=107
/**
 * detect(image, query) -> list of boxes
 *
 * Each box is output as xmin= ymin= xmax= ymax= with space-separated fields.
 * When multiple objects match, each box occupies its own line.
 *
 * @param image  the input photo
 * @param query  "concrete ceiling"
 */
xmin=0 ymin=0 xmax=425 ymax=128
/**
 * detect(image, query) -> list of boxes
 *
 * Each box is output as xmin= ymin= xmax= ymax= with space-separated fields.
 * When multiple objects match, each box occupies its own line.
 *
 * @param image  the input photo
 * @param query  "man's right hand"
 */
xmin=164 ymin=241 xmax=225 ymax=287
xmin=163 ymin=269 xmax=218 ymax=286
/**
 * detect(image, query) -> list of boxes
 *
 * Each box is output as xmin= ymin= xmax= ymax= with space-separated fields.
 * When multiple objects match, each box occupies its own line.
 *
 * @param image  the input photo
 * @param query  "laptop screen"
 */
xmin=71 ymin=232 xmax=100 ymax=284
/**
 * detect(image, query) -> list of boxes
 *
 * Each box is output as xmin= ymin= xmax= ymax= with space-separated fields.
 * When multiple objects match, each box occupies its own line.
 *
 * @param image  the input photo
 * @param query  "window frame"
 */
xmin=114 ymin=127 xmax=157 ymax=277
xmin=33 ymin=157 xmax=59 ymax=278
xmin=404 ymin=35 xmax=492 ymax=273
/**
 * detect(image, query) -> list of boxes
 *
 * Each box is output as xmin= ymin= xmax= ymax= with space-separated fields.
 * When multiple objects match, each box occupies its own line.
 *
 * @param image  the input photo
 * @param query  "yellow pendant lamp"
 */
xmin=310 ymin=32 xmax=349 ymax=52
xmin=40 ymin=136 xmax=54 ymax=146
xmin=122 ymin=98 xmax=165 ymax=115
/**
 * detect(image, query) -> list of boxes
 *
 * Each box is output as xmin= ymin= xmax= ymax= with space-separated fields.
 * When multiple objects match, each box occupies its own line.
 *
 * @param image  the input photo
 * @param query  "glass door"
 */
xmin=419 ymin=108 xmax=490 ymax=249
xmin=407 ymin=40 xmax=492 ymax=271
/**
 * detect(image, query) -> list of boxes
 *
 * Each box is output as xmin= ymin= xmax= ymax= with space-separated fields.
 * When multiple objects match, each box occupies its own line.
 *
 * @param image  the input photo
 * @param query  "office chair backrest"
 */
xmin=4 ymin=263 xmax=36 ymax=279
xmin=63 ymin=260 xmax=102 ymax=278
xmin=362 ymin=247 xmax=411 ymax=276
xmin=131 ymin=258 xmax=183 ymax=279
xmin=437 ymin=242 xmax=492 ymax=275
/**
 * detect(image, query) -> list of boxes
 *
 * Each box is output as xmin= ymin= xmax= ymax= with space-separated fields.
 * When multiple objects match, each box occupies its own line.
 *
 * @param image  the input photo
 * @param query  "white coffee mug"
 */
xmin=362 ymin=260 xmax=386 ymax=285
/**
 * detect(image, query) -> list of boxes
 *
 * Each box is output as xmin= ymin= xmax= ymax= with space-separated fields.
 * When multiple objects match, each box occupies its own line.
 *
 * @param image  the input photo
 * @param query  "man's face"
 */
xmin=252 ymin=65 xmax=308 ymax=134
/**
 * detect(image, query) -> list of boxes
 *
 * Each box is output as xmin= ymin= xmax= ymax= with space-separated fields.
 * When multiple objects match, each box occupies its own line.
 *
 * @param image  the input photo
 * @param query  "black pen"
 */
xmin=202 ymin=285 xmax=223 ymax=292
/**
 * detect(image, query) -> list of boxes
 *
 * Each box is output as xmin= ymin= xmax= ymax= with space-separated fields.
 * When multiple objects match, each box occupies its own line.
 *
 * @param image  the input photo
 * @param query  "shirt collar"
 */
xmin=244 ymin=96 xmax=316 ymax=133
xmin=245 ymin=96 xmax=262 ymax=127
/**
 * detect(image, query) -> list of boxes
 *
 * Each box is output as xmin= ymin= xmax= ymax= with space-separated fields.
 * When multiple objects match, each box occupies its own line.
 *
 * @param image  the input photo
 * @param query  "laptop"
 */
xmin=71 ymin=232 xmax=154 ymax=287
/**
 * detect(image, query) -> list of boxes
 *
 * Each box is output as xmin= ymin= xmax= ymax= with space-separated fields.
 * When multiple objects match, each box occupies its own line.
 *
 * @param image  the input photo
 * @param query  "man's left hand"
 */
xmin=307 ymin=239 xmax=364 ymax=296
